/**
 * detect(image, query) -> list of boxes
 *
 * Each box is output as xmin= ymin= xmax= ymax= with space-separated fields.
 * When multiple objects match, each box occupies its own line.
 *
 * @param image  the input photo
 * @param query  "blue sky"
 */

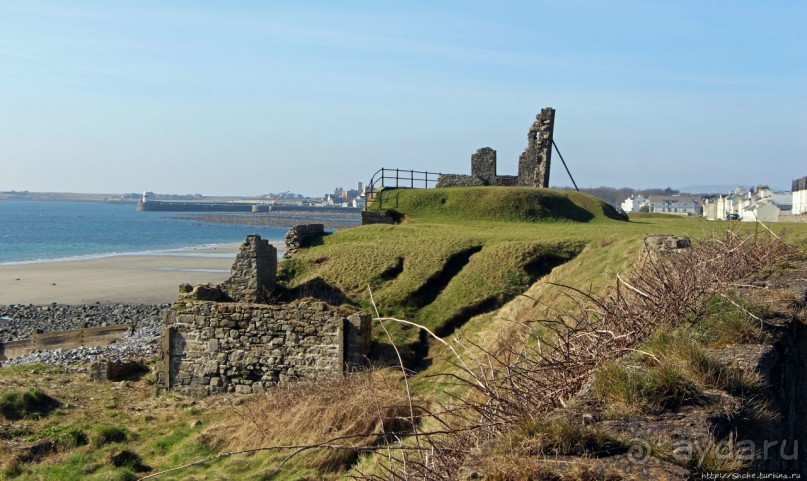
xmin=1 ymin=1 xmax=805 ymax=196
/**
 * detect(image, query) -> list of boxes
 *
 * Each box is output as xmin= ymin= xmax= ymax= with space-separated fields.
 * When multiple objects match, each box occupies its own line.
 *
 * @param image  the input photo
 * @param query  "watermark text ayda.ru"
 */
xmin=628 ymin=437 xmax=798 ymax=466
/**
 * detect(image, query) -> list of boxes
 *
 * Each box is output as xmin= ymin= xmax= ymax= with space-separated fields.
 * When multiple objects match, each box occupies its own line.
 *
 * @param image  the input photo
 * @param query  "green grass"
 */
xmin=32 ymin=425 xmax=89 ymax=448
xmin=19 ymin=453 xmax=97 ymax=481
xmin=0 ymin=364 xmax=57 ymax=376
xmin=690 ymin=295 xmax=766 ymax=347
xmin=366 ymin=186 xmax=628 ymax=223
xmin=592 ymin=362 xmax=705 ymax=414
xmin=593 ymin=301 xmax=767 ymax=416
xmin=149 ymin=425 xmax=195 ymax=456
xmin=92 ymin=425 xmax=128 ymax=447
xmin=0 ymin=388 xmax=60 ymax=421
xmin=510 ymin=417 xmax=627 ymax=457
xmin=284 ymin=188 xmax=631 ymax=345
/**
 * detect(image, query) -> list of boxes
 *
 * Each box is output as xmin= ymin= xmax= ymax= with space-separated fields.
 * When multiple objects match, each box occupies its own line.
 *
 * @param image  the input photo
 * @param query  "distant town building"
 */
xmin=741 ymin=201 xmax=781 ymax=223
xmin=702 ymin=185 xmax=792 ymax=222
xmin=643 ymin=195 xmax=701 ymax=216
xmin=793 ymin=176 xmax=807 ymax=215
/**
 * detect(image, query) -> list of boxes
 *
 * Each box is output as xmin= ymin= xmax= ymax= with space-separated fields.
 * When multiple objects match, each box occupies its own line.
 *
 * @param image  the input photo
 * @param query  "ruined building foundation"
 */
xmin=438 ymin=107 xmax=556 ymax=188
xmin=156 ymin=234 xmax=371 ymax=397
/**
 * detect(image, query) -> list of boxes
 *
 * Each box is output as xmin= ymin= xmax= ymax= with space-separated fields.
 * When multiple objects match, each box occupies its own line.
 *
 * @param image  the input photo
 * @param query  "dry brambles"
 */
xmin=358 ymin=231 xmax=797 ymax=480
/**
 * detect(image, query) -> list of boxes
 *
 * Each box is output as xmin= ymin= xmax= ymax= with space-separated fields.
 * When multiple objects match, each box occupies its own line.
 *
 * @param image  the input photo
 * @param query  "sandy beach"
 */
xmin=0 ymin=242 xmax=283 ymax=305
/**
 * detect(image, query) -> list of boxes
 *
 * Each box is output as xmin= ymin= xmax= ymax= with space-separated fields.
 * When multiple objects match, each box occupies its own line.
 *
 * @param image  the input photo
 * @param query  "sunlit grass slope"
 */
xmin=281 ymin=187 xmax=807 ymax=349
xmin=282 ymin=187 xmax=624 ymax=346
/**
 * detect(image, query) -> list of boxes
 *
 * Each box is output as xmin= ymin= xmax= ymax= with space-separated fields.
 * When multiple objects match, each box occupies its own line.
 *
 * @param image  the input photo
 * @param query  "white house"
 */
xmin=352 ymin=196 xmax=366 ymax=209
xmin=702 ymin=195 xmax=732 ymax=220
xmin=741 ymin=202 xmax=781 ymax=223
xmin=620 ymin=195 xmax=646 ymax=213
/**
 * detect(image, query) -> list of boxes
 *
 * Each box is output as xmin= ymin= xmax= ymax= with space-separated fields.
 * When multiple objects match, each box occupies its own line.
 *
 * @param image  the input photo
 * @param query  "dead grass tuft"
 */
xmin=592 ymin=362 xmax=705 ymax=414
xmin=206 ymin=368 xmax=421 ymax=472
xmin=511 ymin=417 xmax=627 ymax=457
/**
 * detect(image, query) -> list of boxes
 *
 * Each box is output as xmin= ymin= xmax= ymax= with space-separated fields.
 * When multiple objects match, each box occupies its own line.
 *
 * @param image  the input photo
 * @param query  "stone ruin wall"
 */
xmin=222 ymin=234 xmax=277 ymax=303
xmin=157 ymin=301 xmax=370 ymax=397
xmin=470 ymin=147 xmax=498 ymax=184
xmin=517 ymin=107 xmax=555 ymax=188
xmin=284 ymin=223 xmax=324 ymax=258
xmin=435 ymin=173 xmax=486 ymax=188
xmin=437 ymin=107 xmax=555 ymax=189
xmin=157 ymin=233 xmax=372 ymax=397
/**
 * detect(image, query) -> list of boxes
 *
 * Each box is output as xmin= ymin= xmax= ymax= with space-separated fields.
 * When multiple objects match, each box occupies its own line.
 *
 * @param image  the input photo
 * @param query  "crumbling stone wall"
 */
xmin=439 ymin=107 xmax=556 ymax=189
xmin=157 ymin=233 xmax=372 ymax=397
xmin=222 ymin=234 xmax=277 ymax=303
xmin=436 ymin=174 xmax=486 ymax=188
xmin=471 ymin=147 xmax=497 ymax=184
xmin=284 ymin=224 xmax=324 ymax=258
xmin=517 ymin=107 xmax=555 ymax=188
xmin=157 ymin=301 xmax=371 ymax=396
xmin=361 ymin=210 xmax=400 ymax=225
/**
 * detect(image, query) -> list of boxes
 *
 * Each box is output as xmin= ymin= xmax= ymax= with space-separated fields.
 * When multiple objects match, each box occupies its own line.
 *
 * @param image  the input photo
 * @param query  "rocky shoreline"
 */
xmin=0 ymin=303 xmax=166 ymax=367
xmin=176 ymin=210 xmax=361 ymax=230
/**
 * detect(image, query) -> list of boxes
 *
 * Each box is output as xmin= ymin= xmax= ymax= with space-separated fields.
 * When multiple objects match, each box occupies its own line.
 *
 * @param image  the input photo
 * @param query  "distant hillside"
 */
xmin=676 ymin=184 xmax=753 ymax=194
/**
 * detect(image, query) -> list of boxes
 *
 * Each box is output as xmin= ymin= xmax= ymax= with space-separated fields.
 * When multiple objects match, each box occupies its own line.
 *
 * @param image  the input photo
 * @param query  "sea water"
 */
xmin=0 ymin=201 xmax=286 ymax=264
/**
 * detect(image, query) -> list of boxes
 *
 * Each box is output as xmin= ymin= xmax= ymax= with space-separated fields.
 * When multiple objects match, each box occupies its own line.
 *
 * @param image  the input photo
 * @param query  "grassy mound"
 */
xmin=367 ymin=186 xmax=628 ymax=223
xmin=281 ymin=187 xmax=631 ymax=355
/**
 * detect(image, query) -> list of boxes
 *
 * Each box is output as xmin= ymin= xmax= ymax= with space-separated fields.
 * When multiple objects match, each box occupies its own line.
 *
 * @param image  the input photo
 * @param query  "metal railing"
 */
xmin=364 ymin=168 xmax=442 ymax=210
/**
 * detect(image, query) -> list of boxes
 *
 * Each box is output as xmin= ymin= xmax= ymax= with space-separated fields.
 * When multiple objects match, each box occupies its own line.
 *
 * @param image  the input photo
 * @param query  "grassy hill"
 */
xmin=365 ymin=186 xmax=628 ymax=223
xmin=280 ymin=187 xmax=630 ymax=352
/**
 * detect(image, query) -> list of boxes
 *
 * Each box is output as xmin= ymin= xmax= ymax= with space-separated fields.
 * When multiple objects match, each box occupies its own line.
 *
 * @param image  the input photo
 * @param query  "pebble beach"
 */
xmin=0 ymin=303 xmax=166 ymax=366
xmin=0 ymin=244 xmax=251 ymax=366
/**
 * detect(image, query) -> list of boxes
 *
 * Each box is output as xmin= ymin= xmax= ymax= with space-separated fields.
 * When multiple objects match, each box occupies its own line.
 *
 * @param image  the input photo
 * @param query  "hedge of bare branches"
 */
xmin=360 ymin=231 xmax=798 ymax=480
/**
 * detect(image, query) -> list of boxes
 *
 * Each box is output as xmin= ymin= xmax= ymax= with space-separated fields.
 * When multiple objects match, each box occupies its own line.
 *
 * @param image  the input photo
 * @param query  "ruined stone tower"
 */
xmin=436 ymin=107 xmax=557 ymax=190
xmin=471 ymin=147 xmax=498 ymax=184
xmin=517 ymin=107 xmax=555 ymax=188
xmin=222 ymin=234 xmax=277 ymax=303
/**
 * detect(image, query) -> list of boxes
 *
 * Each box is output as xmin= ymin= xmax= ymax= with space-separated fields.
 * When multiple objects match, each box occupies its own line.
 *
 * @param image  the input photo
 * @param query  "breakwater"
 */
xmin=137 ymin=200 xmax=253 ymax=212
xmin=271 ymin=204 xmax=360 ymax=212
xmin=137 ymin=200 xmax=362 ymax=214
